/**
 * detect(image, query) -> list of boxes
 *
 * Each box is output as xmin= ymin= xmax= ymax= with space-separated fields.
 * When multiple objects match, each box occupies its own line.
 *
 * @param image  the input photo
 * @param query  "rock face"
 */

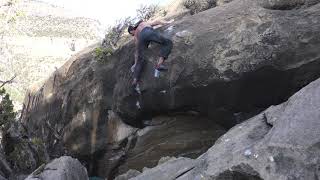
xmin=25 ymin=156 xmax=88 ymax=180
xmin=129 ymin=77 xmax=320 ymax=180
xmin=108 ymin=115 xmax=225 ymax=177
xmin=131 ymin=157 xmax=197 ymax=180
xmin=112 ymin=0 xmax=320 ymax=127
xmin=114 ymin=169 xmax=141 ymax=180
xmin=20 ymin=0 xmax=320 ymax=178
xmin=0 ymin=152 xmax=11 ymax=179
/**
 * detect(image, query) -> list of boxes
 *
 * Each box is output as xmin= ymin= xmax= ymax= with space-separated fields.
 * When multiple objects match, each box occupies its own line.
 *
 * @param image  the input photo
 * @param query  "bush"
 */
xmin=0 ymin=88 xmax=16 ymax=130
xmin=183 ymin=0 xmax=216 ymax=14
xmin=94 ymin=47 xmax=113 ymax=62
xmin=101 ymin=4 xmax=167 ymax=54
xmin=102 ymin=17 xmax=134 ymax=50
xmin=136 ymin=4 xmax=166 ymax=21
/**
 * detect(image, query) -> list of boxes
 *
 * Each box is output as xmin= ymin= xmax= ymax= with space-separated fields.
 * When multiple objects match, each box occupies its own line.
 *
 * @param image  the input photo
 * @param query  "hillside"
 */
xmin=0 ymin=0 xmax=103 ymax=107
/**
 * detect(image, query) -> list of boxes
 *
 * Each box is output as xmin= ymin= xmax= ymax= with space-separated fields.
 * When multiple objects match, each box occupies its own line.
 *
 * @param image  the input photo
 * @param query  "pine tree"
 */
xmin=0 ymin=88 xmax=16 ymax=130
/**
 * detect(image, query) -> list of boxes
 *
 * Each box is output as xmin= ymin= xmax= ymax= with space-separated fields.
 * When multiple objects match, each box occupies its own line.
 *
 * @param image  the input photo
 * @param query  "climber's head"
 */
xmin=128 ymin=25 xmax=136 ymax=36
xmin=128 ymin=20 xmax=143 ymax=36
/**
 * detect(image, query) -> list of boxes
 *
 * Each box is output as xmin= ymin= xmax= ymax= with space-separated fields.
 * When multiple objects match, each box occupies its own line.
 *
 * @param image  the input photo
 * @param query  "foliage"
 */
xmin=183 ymin=0 xmax=216 ymax=14
xmin=136 ymin=4 xmax=166 ymax=21
xmin=94 ymin=47 xmax=113 ymax=62
xmin=7 ymin=137 xmax=48 ymax=173
xmin=0 ymin=88 xmax=16 ymax=130
xmin=31 ymin=137 xmax=43 ymax=146
xmin=101 ymin=4 xmax=166 ymax=56
xmin=102 ymin=16 xmax=134 ymax=50
xmin=0 ymin=0 xmax=25 ymax=106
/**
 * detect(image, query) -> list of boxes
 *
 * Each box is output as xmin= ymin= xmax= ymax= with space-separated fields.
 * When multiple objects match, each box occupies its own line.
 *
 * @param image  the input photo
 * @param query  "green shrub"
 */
xmin=94 ymin=47 xmax=113 ymax=62
xmin=102 ymin=17 xmax=134 ymax=50
xmin=183 ymin=0 xmax=216 ymax=14
xmin=136 ymin=4 xmax=165 ymax=21
xmin=101 ymin=4 xmax=166 ymax=53
xmin=0 ymin=88 xmax=16 ymax=130
xmin=31 ymin=137 xmax=43 ymax=146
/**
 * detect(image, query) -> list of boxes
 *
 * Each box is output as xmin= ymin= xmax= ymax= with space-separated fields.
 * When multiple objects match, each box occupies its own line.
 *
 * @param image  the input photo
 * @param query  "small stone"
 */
xmin=135 ymin=84 xmax=141 ymax=94
xmin=244 ymin=149 xmax=252 ymax=157
xmin=166 ymin=26 xmax=174 ymax=32
xmin=269 ymin=156 xmax=274 ymax=162
xmin=136 ymin=101 xmax=141 ymax=109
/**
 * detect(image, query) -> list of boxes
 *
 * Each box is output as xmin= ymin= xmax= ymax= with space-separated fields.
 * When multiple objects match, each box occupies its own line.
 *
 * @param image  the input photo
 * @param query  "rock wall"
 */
xmin=128 ymin=77 xmax=320 ymax=180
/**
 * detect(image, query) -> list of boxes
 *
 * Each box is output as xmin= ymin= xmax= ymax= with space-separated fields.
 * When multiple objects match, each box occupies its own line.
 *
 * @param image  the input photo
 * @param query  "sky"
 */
xmin=41 ymin=0 xmax=172 ymax=26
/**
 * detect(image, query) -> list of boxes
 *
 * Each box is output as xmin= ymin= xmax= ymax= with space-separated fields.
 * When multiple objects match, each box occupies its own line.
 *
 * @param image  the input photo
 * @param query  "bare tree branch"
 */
xmin=0 ymin=74 xmax=16 ymax=88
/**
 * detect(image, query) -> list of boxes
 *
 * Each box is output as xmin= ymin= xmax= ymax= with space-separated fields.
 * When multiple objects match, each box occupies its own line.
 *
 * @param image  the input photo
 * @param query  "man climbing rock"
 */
xmin=128 ymin=19 xmax=174 ymax=88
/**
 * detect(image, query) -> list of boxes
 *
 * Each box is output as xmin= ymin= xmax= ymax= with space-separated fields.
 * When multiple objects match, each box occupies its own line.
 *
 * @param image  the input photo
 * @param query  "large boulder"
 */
xmin=127 ymin=77 xmax=320 ymax=180
xmin=131 ymin=157 xmax=197 ymax=180
xmin=95 ymin=113 xmax=225 ymax=179
xmin=25 ymin=156 xmax=88 ymax=180
xmin=115 ymin=115 xmax=225 ymax=176
xmin=113 ymin=0 xmax=320 ymax=127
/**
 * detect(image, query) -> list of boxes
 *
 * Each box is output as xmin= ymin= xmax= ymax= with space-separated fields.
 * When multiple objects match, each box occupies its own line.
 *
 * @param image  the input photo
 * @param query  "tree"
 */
xmin=136 ymin=4 xmax=162 ymax=21
xmin=0 ymin=0 xmax=19 ymax=130
xmin=0 ymin=0 xmax=25 ymax=104
xmin=0 ymin=88 xmax=16 ymax=131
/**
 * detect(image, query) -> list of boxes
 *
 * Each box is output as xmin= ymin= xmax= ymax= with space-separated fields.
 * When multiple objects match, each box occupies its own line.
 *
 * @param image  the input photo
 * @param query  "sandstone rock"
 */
xmin=114 ymin=169 xmax=141 ymax=180
xmin=259 ymin=0 xmax=320 ymax=10
xmin=131 ymin=77 xmax=320 ymax=180
xmin=25 ymin=156 xmax=88 ymax=180
xmin=0 ymin=153 xmax=11 ymax=178
xmin=131 ymin=157 xmax=196 ymax=180
xmin=116 ymin=115 xmax=225 ymax=175
xmin=216 ymin=0 xmax=234 ymax=6
xmin=94 ymin=114 xmax=225 ymax=179
xmin=112 ymin=0 xmax=320 ymax=128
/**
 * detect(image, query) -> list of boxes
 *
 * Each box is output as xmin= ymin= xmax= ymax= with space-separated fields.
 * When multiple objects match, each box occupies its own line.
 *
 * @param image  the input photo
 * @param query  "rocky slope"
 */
xmin=12 ymin=0 xmax=320 ymax=179
xmin=0 ymin=0 xmax=103 ymax=106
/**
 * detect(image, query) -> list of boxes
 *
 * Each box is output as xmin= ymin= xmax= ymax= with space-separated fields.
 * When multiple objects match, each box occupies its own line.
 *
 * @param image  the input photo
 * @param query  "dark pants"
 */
xmin=134 ymin=27 xmax=173 ymax=81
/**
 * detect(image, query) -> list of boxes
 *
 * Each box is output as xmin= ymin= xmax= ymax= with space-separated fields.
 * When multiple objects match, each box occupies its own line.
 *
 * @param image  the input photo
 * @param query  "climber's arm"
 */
xmin=134 ymin=37 xmax=139 ymax=65
xmin=149 ymin=19 xmax=174 ymax=27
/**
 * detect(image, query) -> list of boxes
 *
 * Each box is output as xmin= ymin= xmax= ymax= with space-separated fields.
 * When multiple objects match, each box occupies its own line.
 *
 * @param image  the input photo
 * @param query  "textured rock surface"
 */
xmin=25 ymin=156 xmax=88 ymax=180
xmin=114 ymin=115 xmax=225 ymax=176
xmin=93 ymin=114 xmax=225 ymax=179
xmin=127 ymin=77 xmax=320 ymax=180
xmin=131 ymin=157 xmax=196 ymax=180
xmin=0 ymin=152 xmax=11 ymax=179
xmin=114 ymin=169 xmax=141 ymax=180
xmin=113 ymin=0 xmax=320 ymax=127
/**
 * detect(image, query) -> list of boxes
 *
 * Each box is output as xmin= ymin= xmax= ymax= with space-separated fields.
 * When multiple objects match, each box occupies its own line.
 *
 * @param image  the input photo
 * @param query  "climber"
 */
xmin=128 ymin=19 xmax=174 ymax=88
